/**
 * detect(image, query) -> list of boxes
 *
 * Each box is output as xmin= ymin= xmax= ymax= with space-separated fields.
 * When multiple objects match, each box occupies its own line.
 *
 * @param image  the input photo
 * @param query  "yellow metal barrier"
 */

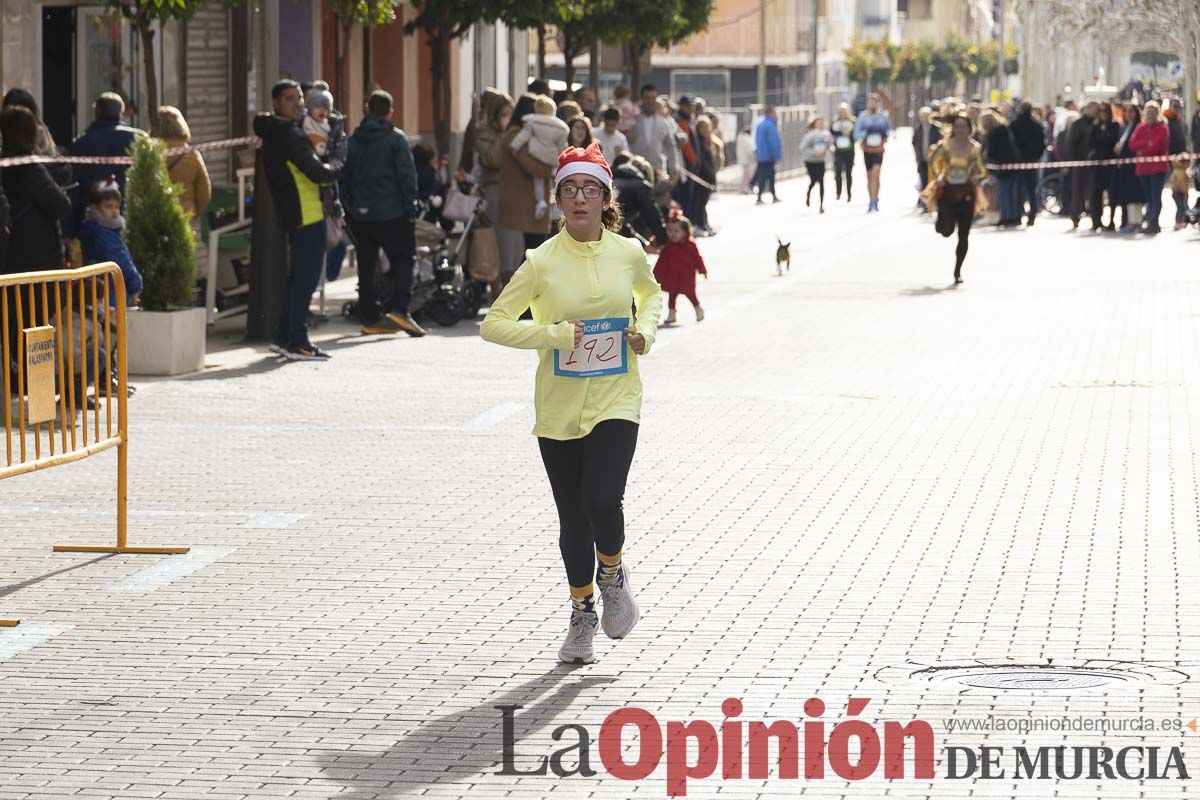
xmin=2 ymin=263 xmax=189 ymax=626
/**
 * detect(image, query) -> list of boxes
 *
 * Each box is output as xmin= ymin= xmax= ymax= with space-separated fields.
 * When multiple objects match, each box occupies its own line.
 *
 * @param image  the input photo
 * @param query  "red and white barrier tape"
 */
xmin=679 ymin=167 xmax=717 ymax=191
xmin=0 ymin=135 xmax=261 ymax=168
xmin=986 ymin=151 xmax=1198 ymax=171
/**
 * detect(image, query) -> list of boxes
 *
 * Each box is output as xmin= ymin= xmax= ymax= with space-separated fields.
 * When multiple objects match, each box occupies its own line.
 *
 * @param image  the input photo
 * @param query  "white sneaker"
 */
xmin=598 ymin=565 xmax=639 ymax=639
xmin=534 ymin=200 xmax=549 ymax=220
xmin=558 ymin=610 xmax=598 ymax=663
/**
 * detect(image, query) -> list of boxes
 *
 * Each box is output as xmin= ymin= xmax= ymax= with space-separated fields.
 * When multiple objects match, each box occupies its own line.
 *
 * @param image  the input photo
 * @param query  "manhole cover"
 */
xmin=876 ymin=660 xmax=1190 ymax=694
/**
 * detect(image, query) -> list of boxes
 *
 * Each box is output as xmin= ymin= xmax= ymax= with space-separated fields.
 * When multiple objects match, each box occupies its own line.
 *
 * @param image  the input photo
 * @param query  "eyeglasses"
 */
xmin=559 ymin=183 xmax=604 ymax=200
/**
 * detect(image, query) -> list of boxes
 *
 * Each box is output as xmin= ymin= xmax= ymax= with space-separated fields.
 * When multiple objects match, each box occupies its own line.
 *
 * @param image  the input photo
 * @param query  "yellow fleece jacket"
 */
xmin=480 ymin=228 xmax=663 ymax=440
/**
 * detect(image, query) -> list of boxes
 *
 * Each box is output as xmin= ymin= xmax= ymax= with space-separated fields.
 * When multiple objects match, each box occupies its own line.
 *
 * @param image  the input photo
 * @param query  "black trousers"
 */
xmin=349 ymin=217 xmax=415 ymax=324
xmin=691 ymin=184 xmax=713 ymax=229
xmin=935 ymin=184 xmax=975 ymax=274
xmin=1069 ymin=166 xmax=1095 ymax=223
xmin=805 ymin=161 xmax=826 ymax=205
xmin=834 ymin=150 xmax=854 ymax=198
xmin=755 ymin=161 xmax=777 ymax=199
xmin=1018 ymin=169 xmax=1039 ymax=220
xmin=538 ymin=420 xmax=639 ymax=590
xmin=278 ymin=221 xmax=326 ymax=347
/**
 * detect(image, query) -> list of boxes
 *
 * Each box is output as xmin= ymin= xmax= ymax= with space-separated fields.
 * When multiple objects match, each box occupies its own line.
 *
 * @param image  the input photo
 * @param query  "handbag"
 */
xmin=442 ymin=184 xmax=478 ymax=223
xmin=324 ymin=214 xmax=344 ymax=252
xmin=468 ymin=226 xmax=501 ymax=282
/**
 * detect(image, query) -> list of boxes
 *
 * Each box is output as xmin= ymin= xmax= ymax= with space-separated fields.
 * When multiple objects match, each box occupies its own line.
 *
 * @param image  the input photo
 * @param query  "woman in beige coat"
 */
xmin=493 ymin=93 xmax=556 ymax=279
xmin=158 ymin=106 xmax=212 ymax=225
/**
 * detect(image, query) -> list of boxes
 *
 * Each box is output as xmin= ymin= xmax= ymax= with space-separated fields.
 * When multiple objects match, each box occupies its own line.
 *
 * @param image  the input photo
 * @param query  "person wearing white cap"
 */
xmin=481 ymin=143 xmax=662 ymax=664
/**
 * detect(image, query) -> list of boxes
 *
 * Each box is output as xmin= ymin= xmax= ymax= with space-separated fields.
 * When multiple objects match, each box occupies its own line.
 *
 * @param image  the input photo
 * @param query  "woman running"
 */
xmin=480 ymin=143 xmax=663 ymax=664
xmin=830 ymin=103 xmax=856 ymax=202
xmin=926 ymin=112 xmax=987 ymax=284
xmin=799 ymin=115 xmax=832 ymax=213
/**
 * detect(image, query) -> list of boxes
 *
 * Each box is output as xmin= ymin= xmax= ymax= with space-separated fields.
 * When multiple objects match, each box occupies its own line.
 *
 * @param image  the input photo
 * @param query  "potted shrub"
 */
xmin=124 ymin=135 xmax=206 ymax=375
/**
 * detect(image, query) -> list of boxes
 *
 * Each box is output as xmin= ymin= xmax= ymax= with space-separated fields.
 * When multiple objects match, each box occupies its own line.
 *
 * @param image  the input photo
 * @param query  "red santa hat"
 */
xmin=554 ymin=143 xmax=612 ymax=192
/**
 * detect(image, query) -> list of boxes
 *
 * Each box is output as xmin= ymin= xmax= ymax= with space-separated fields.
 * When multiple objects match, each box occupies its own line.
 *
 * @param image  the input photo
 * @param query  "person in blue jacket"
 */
xmin=753 ymin=107 xmax=783 ymax=204
xmin=77 ymin=177 xmax=143 ymax=404
xmin=853 ymin=93 xmax=892 ymax=212
xmin=78 ymin=177 xmax=143 ymax=308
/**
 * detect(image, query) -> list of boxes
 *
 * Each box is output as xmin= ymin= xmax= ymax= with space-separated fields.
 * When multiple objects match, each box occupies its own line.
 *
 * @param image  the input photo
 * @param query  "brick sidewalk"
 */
xmin=1 ymin=143 xmax=1199 ymax=798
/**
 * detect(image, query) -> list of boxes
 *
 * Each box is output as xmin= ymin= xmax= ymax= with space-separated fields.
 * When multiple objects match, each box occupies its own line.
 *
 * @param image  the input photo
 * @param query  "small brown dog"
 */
xmin=775 ymin=239 xmax=791 ymax=276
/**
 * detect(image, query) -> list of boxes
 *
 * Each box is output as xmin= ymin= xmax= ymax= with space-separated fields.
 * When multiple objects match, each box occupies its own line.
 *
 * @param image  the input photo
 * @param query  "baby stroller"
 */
xmin=340 ymin=212 xmax=468 ymax=328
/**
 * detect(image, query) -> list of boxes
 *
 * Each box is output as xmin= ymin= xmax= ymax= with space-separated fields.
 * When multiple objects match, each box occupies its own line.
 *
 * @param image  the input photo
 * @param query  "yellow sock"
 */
xmin=596 ymin=549 xmax=622 ymax=583
xmin=570 ymin=583 xmax=596 ymax=614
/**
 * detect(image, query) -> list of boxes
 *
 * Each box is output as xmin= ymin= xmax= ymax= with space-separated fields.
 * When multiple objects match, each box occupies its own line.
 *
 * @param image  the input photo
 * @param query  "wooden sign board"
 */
xmin=24 ymin=326 xmax=56 ymax=424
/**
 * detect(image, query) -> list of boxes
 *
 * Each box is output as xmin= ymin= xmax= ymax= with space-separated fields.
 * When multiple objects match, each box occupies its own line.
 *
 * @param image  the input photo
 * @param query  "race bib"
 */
xmin=554 ymin=317 xmax=629 ymax=378
xmin=813 ymin=141 xmax=828 ymax=156
xmin=865 ymin=133 xmax=884 ymax=148
xmin=947 ymin=167 xmax=968 ymax=185
xmin=836 ymin=135 xmax=852 ymax=149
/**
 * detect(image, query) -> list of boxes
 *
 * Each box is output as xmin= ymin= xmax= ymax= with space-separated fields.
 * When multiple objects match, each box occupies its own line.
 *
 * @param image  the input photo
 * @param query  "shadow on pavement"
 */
xmin=313 ymin=665 xmax=617 ymax=799
xmin=0 ymin=554 xmax=114 ymax=600
xmin=900 ymin=284 xmax=960 ymax=297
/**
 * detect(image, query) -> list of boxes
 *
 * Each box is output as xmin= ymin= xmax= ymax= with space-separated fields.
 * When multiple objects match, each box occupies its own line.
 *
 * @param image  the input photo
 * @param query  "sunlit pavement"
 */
xmin=2 ymin=135 xmax=1199 ymax=798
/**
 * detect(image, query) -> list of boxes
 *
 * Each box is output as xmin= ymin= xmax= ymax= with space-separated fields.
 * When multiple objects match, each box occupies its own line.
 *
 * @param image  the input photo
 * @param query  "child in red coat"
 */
xmin=654 ymin=212 xmax=708 ymax=325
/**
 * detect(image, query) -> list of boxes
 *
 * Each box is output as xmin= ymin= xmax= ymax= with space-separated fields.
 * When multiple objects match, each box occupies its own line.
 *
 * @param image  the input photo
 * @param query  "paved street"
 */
xmin=3 ymin=137 xmax=1200 ymax=798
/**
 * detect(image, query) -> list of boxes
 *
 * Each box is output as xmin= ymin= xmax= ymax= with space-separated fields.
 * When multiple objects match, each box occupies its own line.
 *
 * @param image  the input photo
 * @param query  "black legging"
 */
xmin=538 ymin=420 xmax=639 ymax=590
xmin=935 ymin=184 xmax=975 ymax=278
xmin=834 ymin=150 xmax=854 ymax=199
xmin=691 ymin=185 xmax=713 ymax=230
xmin=805 ymin=161 xmax=826 ymax=206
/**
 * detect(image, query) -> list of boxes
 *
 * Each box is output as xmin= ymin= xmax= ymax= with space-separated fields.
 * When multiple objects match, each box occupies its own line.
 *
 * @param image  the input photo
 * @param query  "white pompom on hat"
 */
xmin=554 ymin=143 xmax=613 ymax=192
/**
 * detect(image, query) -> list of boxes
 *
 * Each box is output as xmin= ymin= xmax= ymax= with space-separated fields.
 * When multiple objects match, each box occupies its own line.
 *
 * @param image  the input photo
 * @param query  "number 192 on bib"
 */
xmin=554 ymin=317 xmax=629 ymax=378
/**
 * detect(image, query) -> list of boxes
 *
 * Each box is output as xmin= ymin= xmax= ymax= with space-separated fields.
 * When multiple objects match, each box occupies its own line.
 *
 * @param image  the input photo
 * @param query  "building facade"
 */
xmin=0 ymin=1 xmax=528 ymax=187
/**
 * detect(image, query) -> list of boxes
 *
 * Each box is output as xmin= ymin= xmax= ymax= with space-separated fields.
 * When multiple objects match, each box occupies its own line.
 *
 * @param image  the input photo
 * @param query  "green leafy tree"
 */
xmin=405 ymin=0 xmax=507 ymax=157
xmin=595 ymin=0 xmax=714 ymax=95
xmin=844 ymin=38 xmax=894 ymax=90
xmin=100 ymin=0 xmax=243 ymax=135
xmin=554 ymin=1 xmax=611 ymax=89
xmin=329 ymin=1 xmax=401 ymax=106
xmin=125 ymin=136 xmax=195 ymax=311
xmin=500 ymin=1 xmax=565 ymax=78
xmin=890 ymin=42 xmax=928 ymax=83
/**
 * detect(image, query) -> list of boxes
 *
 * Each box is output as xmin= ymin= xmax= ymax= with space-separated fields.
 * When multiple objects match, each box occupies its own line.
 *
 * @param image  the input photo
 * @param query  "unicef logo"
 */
xmin=600 ymin=321 xmax=612 ymax=332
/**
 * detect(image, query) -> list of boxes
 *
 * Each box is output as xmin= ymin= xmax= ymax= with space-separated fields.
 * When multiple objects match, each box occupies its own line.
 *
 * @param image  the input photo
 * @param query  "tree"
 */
xmin=499 ymin=1 xmax=565 ymax=79
xmin=596 ymin=0 xmax=715 ymax=95
xmin=329 ymin=1 xmax=401 ymax=107
xmin=405 ymin=0 xmax=506 ymax=157
xmin=125 ymin=136 xmax=194 ymax=311
xmin=100 ymin=0 xmax=241 ymax=136
xmin=553 ymin=2 xmax=610 ymax=89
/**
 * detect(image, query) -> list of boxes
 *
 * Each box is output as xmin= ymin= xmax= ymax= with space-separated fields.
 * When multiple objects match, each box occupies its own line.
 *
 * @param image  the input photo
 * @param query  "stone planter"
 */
xmin=126 ymin=307 xmax=207 ymax=376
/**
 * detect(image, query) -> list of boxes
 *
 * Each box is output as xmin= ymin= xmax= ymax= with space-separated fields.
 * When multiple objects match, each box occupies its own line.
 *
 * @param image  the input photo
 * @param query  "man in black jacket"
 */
xmin=911 ymin=106 xmax=941 ymax=211
xmin=1009 ymin=102 xmax=1046 ymax=225
xmin=611 ymin=153 xmax=666 ymax=247
xmin=339 ymin=89 xmax=424 ymax=337
xmin=66 ymin=93 xmax=142 ymax=237
xmin=253 ymin=79 xmax=339 ymax=360
xmin=1064 ymin=102 xmax=1097 ymax=228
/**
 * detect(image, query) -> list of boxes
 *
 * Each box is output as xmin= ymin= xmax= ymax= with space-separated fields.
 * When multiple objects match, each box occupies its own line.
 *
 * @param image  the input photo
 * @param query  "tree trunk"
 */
xmin=589 ymin=39 xmax=600 ymax=105
xmin=430 ymin=29 xmax=452 ymax=159
xmin=536 ymin=24 xmax=547 ymax=78
xmin=336 ymin=19 xmax=351 ymax=108
xmin=628 ymin=43 xmax=646 ymax=100
xmin=562 ymin=28 xmax=578 ymax=89
xmin=137 ymin=20 xmax=159 ymax=135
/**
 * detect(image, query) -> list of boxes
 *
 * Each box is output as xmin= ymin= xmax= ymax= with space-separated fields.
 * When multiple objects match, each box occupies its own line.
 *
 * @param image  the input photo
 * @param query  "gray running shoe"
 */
xmin=558 ymin=610 xmax=599 ymax=664
xmin=598 ymin=565 xmax=640 ymax=639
